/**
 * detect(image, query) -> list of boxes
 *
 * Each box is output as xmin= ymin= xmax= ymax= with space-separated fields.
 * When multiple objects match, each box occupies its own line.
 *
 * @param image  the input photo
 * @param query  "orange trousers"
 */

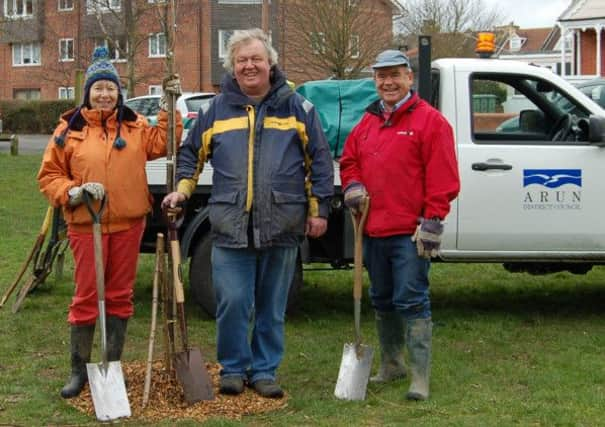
xmin=67 ymin=219 xmax=145 ymax=325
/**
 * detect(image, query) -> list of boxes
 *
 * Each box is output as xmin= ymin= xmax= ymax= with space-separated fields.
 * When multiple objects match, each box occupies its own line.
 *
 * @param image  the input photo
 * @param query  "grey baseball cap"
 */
xmin=371 ymin=49 xmax=411 ymax=69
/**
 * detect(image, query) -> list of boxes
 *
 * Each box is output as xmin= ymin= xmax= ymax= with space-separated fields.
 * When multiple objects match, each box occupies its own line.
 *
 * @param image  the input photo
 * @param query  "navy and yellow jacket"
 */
xmin=176 ymin=67 xmax=334 ymax=248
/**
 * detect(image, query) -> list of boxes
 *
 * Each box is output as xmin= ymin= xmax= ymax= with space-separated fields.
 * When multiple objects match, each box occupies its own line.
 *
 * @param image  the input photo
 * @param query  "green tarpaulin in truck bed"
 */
xmin=295 ymin=78 xmax=378 ymax=158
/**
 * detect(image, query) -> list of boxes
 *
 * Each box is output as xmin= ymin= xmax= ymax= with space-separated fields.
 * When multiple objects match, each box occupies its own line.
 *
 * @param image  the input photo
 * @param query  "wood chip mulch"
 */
xmin=67 ymin=360 xmax=288 ymax=422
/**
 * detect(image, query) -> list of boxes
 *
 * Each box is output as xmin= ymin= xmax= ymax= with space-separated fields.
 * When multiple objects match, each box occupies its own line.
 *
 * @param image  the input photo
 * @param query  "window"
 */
xmin=470 ymin=74 xmax=590 ymax=143
xmin=4 ymin=0 xmax=33 ymax=18
xmin=147 ymin=0 xmax=166 ymax=3
xmin=86 ymin=0 xmax=121 ymax=14
xmin=149 ymin=85 xmax=162 ymax=95
xmin=96 ymin=37 xmax=128 ymax=61
xmin=149 ymin=33 xmax=166 ymax=57
xmin=12 ymin=42 xmax=41 ymax=66
xmin=14 ymin=88 xmax=40 ymax=100
xmin=310 ymin=32 xmax=325 ymax=55
xmin=59 ymin=86 xmax=75 ymax=99
xmin=218 ymin=29 xmax=234 ymax=60
xmin=509 ymin=36 xmax=525 ymax=52
xmin=349 ymin=34 xmax=359 ymax=59
xmin=58 ymin=0 xmax=73 ymax=11
xmin=59 ymin=39 xmax=74 ymax=62
xmin=577 ymin=81 xmax=605 ymax=108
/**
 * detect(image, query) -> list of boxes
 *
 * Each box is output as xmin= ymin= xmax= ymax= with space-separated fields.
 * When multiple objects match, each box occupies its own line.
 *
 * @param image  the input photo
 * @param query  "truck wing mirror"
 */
xmin=588 ymin=115 xmax=605 ymax=146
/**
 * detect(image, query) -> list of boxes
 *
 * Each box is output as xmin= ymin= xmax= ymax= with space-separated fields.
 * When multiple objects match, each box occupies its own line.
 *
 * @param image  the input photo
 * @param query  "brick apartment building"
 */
xmin=0 ymin=0 xmax=397 ymax=102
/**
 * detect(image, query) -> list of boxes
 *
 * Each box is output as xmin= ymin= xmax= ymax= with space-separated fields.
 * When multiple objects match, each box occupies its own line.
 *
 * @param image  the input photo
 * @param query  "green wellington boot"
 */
xmin=370 ymin=310 xmax=407 ymax=383
xmin=405 ymin=317 xmax=432 ymax=400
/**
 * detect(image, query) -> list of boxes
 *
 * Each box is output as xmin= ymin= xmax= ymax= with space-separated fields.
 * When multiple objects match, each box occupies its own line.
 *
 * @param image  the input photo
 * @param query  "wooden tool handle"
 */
xmin=352 ymin=197 xmax=370 ymax=301
xmin=170 ymin=239 xmax=184 ymax=304
xmin=93 ymin=223 xmax=105 ymax=301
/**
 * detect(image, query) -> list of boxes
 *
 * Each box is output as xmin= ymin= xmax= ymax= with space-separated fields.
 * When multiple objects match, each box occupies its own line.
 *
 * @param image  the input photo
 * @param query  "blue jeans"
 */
xmin=363 ymin=234 xmax=431 ymax=320
xmin=212 ymin=244 xmax=298 ymax=384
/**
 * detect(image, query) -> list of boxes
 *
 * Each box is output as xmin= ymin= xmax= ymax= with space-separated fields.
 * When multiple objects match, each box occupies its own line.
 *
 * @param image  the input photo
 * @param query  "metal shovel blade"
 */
xmin=86 ymin=361 xmax=131 ymax=421
xmin=334 ymin=342 xmax=374 ymax=401
xmin=174 ymin=347 xmax=214 ymax=404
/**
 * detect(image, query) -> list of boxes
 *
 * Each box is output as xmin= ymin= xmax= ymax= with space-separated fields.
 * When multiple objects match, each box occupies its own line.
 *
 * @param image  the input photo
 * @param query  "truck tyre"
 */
xmin=189 ymin=235 xmax=303 ymax=318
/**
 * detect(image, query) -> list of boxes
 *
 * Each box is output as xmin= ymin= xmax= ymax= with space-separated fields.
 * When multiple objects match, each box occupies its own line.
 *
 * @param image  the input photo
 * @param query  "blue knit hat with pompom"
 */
xmin=84 ymin=46 xmax=121 ymax=99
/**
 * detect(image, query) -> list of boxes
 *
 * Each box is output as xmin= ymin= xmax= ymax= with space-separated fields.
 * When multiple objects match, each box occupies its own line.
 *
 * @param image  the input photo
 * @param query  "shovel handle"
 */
xmin=83 ymin=192 xmax=107 ymax=224
xmin=84 ymin=193 xmax=107 ymax=301
xmin=351 ymin=197 xmax=370 ymax=301
xmin=167 ymin=214 xmax=190 ymax=352
xmin=84 ymin=193 xmax=109 ymax=366
xmin=170 ymin=238 xmax=185 ymax=304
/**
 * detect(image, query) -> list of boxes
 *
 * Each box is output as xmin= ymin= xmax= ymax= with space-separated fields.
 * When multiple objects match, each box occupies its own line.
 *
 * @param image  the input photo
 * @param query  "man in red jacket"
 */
xmin=339 ymin=49 xmax=460 ymax=401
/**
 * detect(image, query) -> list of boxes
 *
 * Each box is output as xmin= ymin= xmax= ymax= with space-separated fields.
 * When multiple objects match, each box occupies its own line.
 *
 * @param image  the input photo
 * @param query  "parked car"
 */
xmin=576 ymin=78 xmax=605 ymax=107
xmin=496 ymin=79 xmax=605 ymax=133
xmin=124 ymin=92 xmax=215 ymax=139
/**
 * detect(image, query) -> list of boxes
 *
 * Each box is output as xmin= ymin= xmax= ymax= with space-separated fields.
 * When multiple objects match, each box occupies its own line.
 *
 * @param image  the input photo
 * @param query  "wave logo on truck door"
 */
xmin=523 ymin=169 xmax=582 ymax=211
xmin=523 ymin=169 xmax=582 ymax=188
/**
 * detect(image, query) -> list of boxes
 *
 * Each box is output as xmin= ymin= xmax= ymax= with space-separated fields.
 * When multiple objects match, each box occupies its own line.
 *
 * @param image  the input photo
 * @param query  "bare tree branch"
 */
xmin=396 ymin=0 xmax=505 ymax=59
xmin=282 ymin=0 xmax=393 ymax=80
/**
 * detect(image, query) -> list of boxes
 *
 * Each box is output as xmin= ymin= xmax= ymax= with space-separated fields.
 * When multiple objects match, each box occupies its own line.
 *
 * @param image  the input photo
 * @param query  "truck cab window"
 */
xmin=470 ymin=74 xmax=591 ymax=144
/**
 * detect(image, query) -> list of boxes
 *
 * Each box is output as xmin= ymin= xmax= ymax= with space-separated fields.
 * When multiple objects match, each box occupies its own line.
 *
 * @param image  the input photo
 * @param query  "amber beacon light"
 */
xmin=475 ymin=32 xmax=496 ymax=58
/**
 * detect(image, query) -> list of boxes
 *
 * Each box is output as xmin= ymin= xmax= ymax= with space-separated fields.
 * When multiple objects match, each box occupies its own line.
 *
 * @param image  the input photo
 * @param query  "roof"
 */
xmin=516 ymin=28 xmax=553 ymax=53
xmin=496 ymin=25 xmax=559 ymax=55
xmin=559 ymin=0 xmax=605 ymax=22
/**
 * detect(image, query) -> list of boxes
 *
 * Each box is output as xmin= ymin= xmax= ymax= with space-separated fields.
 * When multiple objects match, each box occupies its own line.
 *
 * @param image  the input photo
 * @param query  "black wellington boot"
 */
xmin=106 ymin=315 xmax=128 ymax=361
xmin=60 ymin=324 xmax=95 ymax=399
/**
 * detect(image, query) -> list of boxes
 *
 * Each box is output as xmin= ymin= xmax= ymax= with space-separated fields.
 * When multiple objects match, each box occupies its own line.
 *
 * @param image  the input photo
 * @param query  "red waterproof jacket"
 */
xmin=340 ymin=91 xmax=460 ymax=237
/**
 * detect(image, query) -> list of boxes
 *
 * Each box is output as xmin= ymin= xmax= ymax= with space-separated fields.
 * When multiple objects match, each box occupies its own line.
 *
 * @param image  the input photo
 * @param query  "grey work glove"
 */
xmin=68 ymin=182 xmax=105 ymax=207
xmin=159 ymin=74 xmax=182 ymax=111
xmin=411 ymin=217 xmax=444 ymax=259
xmin=343 ymin=182 xmax=368 ymax=215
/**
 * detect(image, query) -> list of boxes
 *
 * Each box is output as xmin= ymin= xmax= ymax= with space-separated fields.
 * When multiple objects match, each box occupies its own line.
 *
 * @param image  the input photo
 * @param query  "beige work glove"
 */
xmin=343 ymin=182 xmax=368 ymax=215
xmin=68 ymin=182 xmax=105 ymax=207
xmin=411 ymin=218 xmax=444 ymax=259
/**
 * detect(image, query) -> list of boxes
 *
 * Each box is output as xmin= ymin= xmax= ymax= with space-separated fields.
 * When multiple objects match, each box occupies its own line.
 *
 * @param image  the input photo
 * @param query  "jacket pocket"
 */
xmin=270 ymin=190 xmax=307 ymax=238
xmin=208 ymin=190 xmax=241 ymax=237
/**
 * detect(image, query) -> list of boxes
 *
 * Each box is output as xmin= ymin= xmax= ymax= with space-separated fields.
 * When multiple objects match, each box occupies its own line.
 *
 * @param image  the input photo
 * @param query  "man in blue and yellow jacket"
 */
xmin=163 ymin=28 xmax=333 ymax=398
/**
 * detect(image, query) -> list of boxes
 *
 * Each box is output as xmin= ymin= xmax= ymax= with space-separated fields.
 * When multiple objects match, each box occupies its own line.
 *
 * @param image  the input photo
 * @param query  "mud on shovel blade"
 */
xmin=168 ymin=216 xmax=214 ymax=404
xmin=334 ymin=198 xmax=373 ymax=401
xmin=83 ymin=193 xmax=131 ymax=421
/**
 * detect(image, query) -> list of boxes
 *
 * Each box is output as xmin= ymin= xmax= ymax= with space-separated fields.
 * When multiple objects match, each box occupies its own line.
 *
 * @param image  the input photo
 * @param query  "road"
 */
xmin=0 ymin=134 xmax=51 ymax=155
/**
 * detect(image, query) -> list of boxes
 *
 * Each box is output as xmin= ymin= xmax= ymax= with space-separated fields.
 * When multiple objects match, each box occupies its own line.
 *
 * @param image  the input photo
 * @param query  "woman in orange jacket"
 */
xmin=37 ymin=46 xmax=182 ymax=399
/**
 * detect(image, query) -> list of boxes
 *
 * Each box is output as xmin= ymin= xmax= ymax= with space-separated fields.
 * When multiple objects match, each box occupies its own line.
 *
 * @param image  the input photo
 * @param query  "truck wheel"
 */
xmin=189 ymin=235 xmax=303 ymax=318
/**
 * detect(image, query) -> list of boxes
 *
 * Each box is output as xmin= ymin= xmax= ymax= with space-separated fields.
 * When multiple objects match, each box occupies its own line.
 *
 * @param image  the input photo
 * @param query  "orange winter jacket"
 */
xmin=38 ymin=106 xmax=182 ymax=233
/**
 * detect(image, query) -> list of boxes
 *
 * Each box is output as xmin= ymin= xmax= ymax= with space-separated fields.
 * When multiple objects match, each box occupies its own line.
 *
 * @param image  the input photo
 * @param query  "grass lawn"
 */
xmin=1 ymin=153 xmax=604 ymax=426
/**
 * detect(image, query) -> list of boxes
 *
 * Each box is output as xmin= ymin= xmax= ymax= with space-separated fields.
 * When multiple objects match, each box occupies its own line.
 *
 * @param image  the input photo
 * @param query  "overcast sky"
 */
xmin=482 ymin=0 xmax=572 ymax=28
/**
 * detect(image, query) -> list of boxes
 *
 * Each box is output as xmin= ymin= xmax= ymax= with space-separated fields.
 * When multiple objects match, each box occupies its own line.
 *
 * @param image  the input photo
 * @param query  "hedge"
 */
xmin=0 ymin=100 xmax=75 ymax=134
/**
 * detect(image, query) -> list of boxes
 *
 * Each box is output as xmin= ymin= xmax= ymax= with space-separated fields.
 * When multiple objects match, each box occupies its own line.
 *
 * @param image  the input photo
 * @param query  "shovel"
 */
xmin=335 ymin=197 xmax=374 ymax=401
xmin=83 ymin=193 xmax=131 ymax=421
xmin=167 ymin=213 xmax=214 ymax=404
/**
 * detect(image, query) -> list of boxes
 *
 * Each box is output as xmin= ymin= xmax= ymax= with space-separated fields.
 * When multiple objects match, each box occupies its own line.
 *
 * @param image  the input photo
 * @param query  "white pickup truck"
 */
xmin=433 ymin=57 xmax=605 ymax=271
xmin=144 ymin=53 xmax=605 ymax=316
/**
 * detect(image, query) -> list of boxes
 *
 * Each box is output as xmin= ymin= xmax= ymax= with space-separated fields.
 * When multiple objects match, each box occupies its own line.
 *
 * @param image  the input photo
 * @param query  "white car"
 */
xmin=124 ymin=92 xmax=215 ymax=139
